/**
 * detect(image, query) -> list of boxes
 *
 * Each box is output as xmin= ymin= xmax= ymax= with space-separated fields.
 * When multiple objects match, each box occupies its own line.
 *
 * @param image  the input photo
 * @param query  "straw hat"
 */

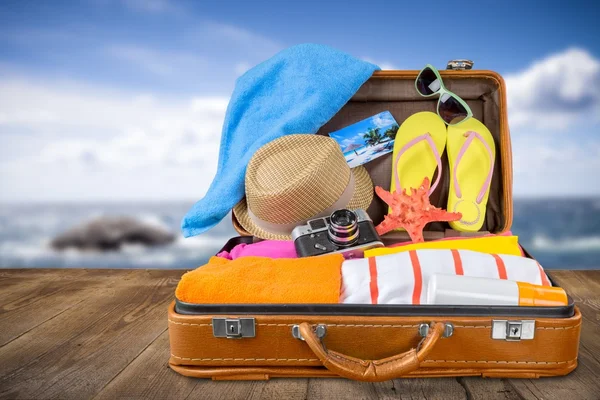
xmin=233 ymin=134 xmax=374 ymax=240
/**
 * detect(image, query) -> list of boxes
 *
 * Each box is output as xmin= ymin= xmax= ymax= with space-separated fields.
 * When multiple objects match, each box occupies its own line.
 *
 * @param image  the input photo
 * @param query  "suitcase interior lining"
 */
xmin=316 ymin=75 xmax=505 ymax=234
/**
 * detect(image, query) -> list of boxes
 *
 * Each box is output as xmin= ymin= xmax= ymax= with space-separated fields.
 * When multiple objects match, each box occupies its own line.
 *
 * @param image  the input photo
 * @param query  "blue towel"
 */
xmin=182 ymin=44 xmax=379 ymax=237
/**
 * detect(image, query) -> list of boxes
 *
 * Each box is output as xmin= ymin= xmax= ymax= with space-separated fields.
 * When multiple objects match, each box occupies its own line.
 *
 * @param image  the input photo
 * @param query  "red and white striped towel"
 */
xmin=340 ymin=249 xmax=550 ymax=304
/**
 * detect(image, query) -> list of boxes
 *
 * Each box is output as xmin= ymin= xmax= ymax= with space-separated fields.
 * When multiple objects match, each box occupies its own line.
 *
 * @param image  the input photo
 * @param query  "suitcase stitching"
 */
xmin=168 ymin=321 xmax=485 ymax=328
xmin=170 ymin=354 xmax=319 ymax=361
xmin=168 ymin=353 xmax=575 ymax=365
xmin=168 ymin=321 xmax=212 ymax=326
xmin=536 ymin=325 xmax=579 ymax=330
xmin=168 ymin=320 xmax=579 ymax=329
xmin=168 ymin=321 xmax=423 ymax=327
xmin=423 ymin=359 xmax=575 ymax=364
xmin=324 ymin=354 xmax=575 ymax=367
xmin=453 ymin=325 xmax=490 ymax=328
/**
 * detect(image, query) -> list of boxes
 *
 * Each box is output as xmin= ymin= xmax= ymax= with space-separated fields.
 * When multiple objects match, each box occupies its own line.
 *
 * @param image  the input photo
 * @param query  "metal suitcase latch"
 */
xmin=212 ymin=318 xmax=256 ymax=339
xmin=446 ymin=59 xmax=474 ymax=70
xmin=492 ymin=320 xmax=535 ymax=341
xmin=418 ymin=323 xmax=454 ymax=338
xmin=291 ymin=324 xmax=327 ymax=341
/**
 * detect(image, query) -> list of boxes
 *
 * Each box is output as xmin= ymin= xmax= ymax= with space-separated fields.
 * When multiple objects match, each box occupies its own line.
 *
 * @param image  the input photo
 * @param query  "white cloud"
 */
xmin=208 ymin=23 xmax=281 ymax=55
xmin=234 ymin=61 xmax=252 ymax=76
xmin=121 ymin=0 xmax=182 ymax=14
xmin=506 ymin=48 xmax=600 ymax=129
xmin=0 ymin=19 xmax=287 ymax=202
xmin=106 ymin=45 xmax=207 ymax=78
xmin=506 ymin=48 xmax=600 ymax=196
xmin=511 ymin=133 xmax=600 ymax=196
xmin=371 ymin=113 xmax=396 ymax=129
xmin=0 ymin=21 xmax=283 ymax=96
xmin=362 ymin=57 xmax=397 ymax=70
xmin=2 ymin=46 xmax=600 ymax=201
xmin=378 ymin=62 xmax=398 ymax=71
xmin=101 ymin=23 xmax=282 ymax=89
xmin=0 ymin=76 xmax=228 ymax=201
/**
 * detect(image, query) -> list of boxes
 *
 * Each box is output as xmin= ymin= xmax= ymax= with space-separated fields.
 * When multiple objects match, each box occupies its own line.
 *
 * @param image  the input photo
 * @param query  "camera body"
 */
xmin=292 ymin=209 xmax=383 ymax=258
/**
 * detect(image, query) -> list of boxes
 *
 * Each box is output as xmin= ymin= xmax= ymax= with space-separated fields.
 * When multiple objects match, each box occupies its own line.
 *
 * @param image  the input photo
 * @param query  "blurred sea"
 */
xmin=0 ymin=199 xmax=598 ymax=270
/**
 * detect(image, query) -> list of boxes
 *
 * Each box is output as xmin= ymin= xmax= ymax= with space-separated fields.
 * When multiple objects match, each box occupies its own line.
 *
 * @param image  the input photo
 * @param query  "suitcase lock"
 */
xmin=212 ymin=317 xmax=256 ymax=339
xmin=492 ymin=320 xmax=535 ymax=341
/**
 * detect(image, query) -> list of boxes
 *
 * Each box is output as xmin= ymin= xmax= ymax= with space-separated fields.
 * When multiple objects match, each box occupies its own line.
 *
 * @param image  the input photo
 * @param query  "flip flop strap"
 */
xmin=394 ymin=133 xmax=442 ymax=195
xmin=453 ymin=131 xmax=495 ymax=204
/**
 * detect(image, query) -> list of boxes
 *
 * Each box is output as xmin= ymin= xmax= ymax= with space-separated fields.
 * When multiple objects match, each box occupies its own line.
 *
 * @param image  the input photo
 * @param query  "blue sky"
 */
xmin=0 ymin=0 xmax=599 ymax=201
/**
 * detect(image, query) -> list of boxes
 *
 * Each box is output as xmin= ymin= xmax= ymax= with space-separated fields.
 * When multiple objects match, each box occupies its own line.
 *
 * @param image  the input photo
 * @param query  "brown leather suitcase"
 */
xmin=168 ymin=67 xmax=581 ymax=381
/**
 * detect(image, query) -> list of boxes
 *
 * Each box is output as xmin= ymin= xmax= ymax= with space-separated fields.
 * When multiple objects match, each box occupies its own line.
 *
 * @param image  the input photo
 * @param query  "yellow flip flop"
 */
xmin=447 ymin=118 xmax=496 ymax=232
xmin=389 ymin=111 xmax=446 ymax=197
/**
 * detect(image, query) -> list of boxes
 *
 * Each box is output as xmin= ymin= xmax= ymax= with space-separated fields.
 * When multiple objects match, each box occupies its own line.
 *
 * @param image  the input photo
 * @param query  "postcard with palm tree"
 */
xmin=329 ymin=111 xmax=399 ymax=168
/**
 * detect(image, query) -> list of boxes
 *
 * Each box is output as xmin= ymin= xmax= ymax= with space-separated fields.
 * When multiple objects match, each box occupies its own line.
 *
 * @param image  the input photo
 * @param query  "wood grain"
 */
xmin=460 ymin=270 xmax=600 ymax=400
xmin=502 ymin=270 xmax=600 ymax=400
xmin=0 ymin=269 xmax=181 ymax=399
xmin=0 ymin=269 xmax=88 ymax=305
xmin=306 ymin=378 xmax=467 ymax=400
xmin=93 ymin=331 xmax=200 ymax=400
xmin=458 ymin=378 xmax=523 ymax=400
xmin=0 ymin=270 xmax=132 ymax=346
xmin=0 ymin=269 xmax=598 ymax=400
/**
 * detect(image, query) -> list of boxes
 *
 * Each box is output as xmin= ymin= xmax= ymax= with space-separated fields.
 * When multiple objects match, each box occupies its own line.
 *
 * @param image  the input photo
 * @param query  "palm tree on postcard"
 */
xmin=362 ymin=127 xmax=385 ymax=146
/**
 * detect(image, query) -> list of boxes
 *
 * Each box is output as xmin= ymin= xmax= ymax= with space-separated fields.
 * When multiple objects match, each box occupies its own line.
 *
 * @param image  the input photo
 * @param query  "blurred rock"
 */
xmin=51 ymin=216 xmax=175 ymax=251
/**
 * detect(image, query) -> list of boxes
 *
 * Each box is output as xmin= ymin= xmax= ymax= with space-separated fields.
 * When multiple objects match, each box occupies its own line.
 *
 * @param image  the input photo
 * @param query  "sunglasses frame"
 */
xmin=415 ymin=64 xmax=473 ymax=126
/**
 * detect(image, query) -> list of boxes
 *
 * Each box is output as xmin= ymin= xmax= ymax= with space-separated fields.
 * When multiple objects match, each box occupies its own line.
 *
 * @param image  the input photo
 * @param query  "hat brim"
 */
xmin=233 ymin=165 xmax=374 ymax=241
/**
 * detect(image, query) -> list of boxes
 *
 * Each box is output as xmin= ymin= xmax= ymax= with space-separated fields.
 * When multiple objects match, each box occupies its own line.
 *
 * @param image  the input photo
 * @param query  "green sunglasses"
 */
xmin=415 ymin=64 xmax=473 ymax=126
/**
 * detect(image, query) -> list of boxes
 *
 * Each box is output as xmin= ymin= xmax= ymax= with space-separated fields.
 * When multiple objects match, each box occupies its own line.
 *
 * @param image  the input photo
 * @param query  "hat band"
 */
xmin=247 ymin=172 xmax=356 ymax=236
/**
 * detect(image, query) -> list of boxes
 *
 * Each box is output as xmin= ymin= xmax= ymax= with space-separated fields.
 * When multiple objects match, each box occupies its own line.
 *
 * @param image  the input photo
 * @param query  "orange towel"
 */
xmin=175 ymin=254 xmax=344 ymax=304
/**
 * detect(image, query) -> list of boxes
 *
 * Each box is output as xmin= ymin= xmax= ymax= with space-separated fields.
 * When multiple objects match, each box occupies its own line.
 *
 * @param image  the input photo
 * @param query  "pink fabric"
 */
xmin=453 ymin=131 xmax=495 ymax=203
xmin=217 ymin=240 xmax=297 ymax=260
xmin=394 ymin=132 xmax=442 ymax=196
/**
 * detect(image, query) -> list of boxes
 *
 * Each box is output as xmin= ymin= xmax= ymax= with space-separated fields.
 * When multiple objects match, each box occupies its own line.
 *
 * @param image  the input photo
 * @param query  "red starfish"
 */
xmin=375 ymin=177 xmax=462 ymax=243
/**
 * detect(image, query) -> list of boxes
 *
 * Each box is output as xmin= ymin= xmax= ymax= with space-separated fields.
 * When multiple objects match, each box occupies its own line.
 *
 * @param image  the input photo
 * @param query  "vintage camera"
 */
xmin=291 ymin=209 xmax=383 ymax=258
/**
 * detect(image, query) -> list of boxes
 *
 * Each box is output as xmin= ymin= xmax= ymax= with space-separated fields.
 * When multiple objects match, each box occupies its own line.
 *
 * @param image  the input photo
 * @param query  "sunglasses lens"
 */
xmin=438 ymin=94 xmax=469 ymax=125
xmin=416 ymin=67 xmax=440 ymax=95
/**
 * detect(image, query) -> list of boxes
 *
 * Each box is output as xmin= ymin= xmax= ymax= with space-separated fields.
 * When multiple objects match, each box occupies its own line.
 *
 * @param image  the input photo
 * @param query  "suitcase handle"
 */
xmin=298 ymin=321 xmax=445 ymax=382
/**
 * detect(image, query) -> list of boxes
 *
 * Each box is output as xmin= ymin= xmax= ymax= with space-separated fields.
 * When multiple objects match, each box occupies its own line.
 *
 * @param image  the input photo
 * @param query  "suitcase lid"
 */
xmin=232 ymin=66 xmax=512 ymax=238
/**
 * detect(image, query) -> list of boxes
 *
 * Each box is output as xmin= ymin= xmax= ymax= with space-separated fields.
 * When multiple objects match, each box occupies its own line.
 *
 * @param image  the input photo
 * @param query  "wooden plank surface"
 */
xmin=491 ymin=271 xmax=600 ymax=400
xmin=0 ymin=269 xmax=598 ymax=400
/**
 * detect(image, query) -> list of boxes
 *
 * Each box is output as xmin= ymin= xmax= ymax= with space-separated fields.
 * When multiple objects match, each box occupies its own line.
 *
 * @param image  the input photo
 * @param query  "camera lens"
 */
xmin=327 ymin=209 xmax=359 ymax=246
